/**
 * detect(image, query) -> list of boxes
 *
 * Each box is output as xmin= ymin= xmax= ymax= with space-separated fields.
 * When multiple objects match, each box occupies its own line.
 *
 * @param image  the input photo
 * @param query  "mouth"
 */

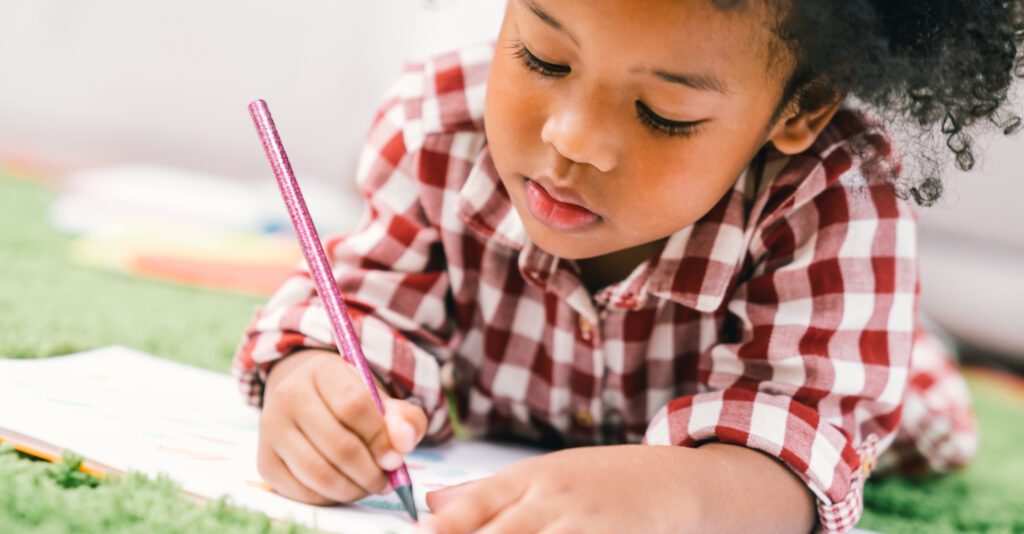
xmin=523 ymin=178 xmax=601 ymax=233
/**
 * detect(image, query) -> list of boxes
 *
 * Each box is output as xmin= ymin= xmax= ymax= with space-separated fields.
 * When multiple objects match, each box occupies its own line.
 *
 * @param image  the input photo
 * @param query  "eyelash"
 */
xmin=511 ymin=40 xmax=570 ymax=77
xmin=634 ymin=101 xmax=704 ymax=138
xmin=509 ymin=40 xmax=705 ymax=139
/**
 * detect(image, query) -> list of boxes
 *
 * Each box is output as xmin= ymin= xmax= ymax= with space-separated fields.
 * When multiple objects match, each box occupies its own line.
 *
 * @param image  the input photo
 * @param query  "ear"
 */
xmin=766 ymin=96 xmax=843 ymax=155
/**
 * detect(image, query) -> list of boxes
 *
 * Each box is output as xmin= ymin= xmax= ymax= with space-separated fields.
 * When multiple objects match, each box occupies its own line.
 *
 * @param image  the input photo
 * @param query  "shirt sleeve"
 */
xmin=231 ymin=66 xmax=454 ymax=441
xmin=643 ymin=172 xmax=917 ymax=533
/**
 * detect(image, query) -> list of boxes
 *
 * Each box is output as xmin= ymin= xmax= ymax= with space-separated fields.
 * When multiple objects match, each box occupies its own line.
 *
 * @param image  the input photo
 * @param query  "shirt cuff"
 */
xmin=232 ymin=330 xmax=335 ymax=408
xmin=642 ymin=388 xmax=882 ymax=533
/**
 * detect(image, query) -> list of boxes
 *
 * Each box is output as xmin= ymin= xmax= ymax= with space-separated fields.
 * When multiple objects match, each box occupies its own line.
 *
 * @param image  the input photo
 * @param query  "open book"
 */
xmin=0 ymin=346 xmax=541 ymax=534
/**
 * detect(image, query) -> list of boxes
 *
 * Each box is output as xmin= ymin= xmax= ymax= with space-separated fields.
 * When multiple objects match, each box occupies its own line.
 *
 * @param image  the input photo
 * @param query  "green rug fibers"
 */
xmin=1 ymin=174 xmax=1022 ymax=532
xmin=0 ymin=445 xmax=305 ymax=533
xmin=859 ymin=379 xmax=1024 ymax=533
xmin=0 ymin=175 xmax=266 ymax=369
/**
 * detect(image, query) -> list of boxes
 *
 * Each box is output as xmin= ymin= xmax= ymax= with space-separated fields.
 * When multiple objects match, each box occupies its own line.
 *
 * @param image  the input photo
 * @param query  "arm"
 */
xmin=643 ymin=173 xmax=918 ymax=532
xmin=421 ymin=442 xmax=813 ymax=534
xmin=689 ymin=443 xmax=816 ymax=533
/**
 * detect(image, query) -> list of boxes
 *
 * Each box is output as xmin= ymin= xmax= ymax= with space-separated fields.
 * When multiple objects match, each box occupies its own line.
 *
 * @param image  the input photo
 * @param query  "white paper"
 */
xmin=0 ymin=346 xmax=540 ymax=534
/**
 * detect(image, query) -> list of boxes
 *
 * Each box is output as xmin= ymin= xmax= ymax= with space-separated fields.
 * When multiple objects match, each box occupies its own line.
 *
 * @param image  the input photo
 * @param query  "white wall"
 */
xmin=0 ymin=0 xmax=506 ymax=181
xmin=916 ymin=132 xmax=1024 ymax=358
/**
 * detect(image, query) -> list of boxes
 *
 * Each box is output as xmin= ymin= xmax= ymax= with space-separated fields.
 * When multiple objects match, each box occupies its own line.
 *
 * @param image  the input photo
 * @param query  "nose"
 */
xmin=540 ymin=95 xmax=620 ymax=174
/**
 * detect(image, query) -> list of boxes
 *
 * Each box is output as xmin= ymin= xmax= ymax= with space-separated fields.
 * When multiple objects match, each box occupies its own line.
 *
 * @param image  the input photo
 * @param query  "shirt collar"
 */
xmin=456 ymin=144 xmax=528 ymax=251
xmin=456 ymin=143 xmax=783 ymax=313
xmin=641 ymin=172 xmax=753 ymax=312
xmin=637 ymin=147 xmax=794 ymax=312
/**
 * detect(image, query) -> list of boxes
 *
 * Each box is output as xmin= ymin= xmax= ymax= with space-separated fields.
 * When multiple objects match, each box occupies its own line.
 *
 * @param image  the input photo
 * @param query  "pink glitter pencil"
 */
xmin=247 ymin=99 xmax=418 ymax=521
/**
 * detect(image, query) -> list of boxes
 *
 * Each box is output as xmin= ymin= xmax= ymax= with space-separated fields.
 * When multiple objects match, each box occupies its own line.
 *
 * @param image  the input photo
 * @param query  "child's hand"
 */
xmin=257 ymin=349 xmax=428 ymax=505
xmin=419 ymin=445 xmax=699 ymax=534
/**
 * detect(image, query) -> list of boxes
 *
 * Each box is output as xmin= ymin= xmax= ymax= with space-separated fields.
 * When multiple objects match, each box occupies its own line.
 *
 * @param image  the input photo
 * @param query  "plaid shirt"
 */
xmin=234 ymin=42 xmax=975 ymax=532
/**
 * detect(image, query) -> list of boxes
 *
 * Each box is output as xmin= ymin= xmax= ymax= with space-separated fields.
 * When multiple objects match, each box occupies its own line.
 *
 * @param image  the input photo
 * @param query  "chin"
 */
xmin=523 ymin=226 xmax=614 ymax=260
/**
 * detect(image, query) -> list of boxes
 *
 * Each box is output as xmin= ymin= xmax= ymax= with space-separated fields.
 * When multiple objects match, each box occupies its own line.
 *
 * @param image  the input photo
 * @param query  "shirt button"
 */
xmin=861 ymin=454 xmax=877 ymax=476
xmin=578 ymin=315 xmax=593 ymax=341
xmin=440 ymin=360 xmax=456 ymax=390
xmin=574 ymin=408 xmax=594 ymax=428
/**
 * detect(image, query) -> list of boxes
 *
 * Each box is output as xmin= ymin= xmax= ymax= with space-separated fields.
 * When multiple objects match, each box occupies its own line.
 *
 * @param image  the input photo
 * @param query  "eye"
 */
xmin=635 ymin=101 xmax=705 ymax=138
xmin=511 ymin=41 xmax=570 ymax=77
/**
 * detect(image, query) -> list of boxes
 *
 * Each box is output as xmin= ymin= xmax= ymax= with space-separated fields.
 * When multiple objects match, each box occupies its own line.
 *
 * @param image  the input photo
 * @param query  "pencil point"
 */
xmin=395 ymin=484 xmax=418 ymax=521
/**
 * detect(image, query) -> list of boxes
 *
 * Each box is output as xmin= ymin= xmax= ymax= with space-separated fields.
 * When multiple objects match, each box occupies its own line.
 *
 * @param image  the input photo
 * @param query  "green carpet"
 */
xmin=0 ymin=446 xmax=306 ymax=533
xmin=0 ymin=175 xmax=265 ymax=368
xmin=1 ymin=174 xmax=1022 ymax=533
xmin=859 ymin=376 xmax=1024 ymax=533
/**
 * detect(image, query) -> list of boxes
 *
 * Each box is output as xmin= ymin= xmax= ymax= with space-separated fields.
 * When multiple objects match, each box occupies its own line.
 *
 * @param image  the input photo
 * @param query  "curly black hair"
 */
xmin=716 ymin=0 xmax=1024 ymax=206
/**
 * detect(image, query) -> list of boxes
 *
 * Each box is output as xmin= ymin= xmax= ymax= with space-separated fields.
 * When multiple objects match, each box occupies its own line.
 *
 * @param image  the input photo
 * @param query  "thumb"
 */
xmin=425 ymin=479 xmax=478 ymax=512
xmin=382 ymin=398 xmax=428 ymax=455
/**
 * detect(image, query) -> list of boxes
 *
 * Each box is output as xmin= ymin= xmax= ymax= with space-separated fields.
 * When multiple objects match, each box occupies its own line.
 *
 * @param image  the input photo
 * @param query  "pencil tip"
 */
xmin=395 ymin=485 xmax=418 ymax=521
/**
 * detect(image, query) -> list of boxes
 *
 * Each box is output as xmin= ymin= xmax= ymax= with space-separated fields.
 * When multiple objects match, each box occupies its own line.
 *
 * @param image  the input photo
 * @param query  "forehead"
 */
xmin=518 ymin=0 xmax=783 ymax=85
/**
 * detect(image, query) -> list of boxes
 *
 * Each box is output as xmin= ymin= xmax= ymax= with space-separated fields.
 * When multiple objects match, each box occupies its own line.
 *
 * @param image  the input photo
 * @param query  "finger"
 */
xmin=424 ymin=480 xmax=479 ymax=511
xmin=256 ymin=446 xmax=331 ymax=506
xmin=295 ymin=398 xmax=390 ymax=495
xmin=424 ymin=477 xmax=524 ymax=534
xmin=478 ymin=501 xmax=552 ymax=534
xmin=537 ymin=518 xmax=586 ymax=534
xmin=275 ymin=426 xmax=368 ymax=503
xmin=313 ymin=363 xmax=394 ymax=463
xmin=382 ymin=398 xmax=428 ymax=454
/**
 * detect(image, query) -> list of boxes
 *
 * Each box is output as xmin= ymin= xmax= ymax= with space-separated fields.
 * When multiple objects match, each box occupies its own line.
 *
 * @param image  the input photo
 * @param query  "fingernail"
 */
xmin=397 ymin=421 xmax=417 ymax=452
xmin=377 ymin=451 xmax=402 ymax=471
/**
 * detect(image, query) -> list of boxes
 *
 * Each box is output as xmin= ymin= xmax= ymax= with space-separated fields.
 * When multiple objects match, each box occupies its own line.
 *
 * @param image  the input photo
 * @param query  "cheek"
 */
xmin=607 ymin=140 xmax=743 ymax=236
xmin=485 ymin=62 xmax=546 ymax=163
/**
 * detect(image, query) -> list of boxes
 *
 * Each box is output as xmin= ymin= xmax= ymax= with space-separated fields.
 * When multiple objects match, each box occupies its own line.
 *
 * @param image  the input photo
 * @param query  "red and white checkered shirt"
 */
xmin=234 ymin=42 xmax=976 ymax=533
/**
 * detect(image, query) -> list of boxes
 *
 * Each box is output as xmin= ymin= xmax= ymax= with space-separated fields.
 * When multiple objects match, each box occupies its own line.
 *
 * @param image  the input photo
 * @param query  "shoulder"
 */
xmin=356 ymin=42 xmax=495 ymax=220
xmin=372 ymin=41 xmax=495 ymax=153
xmin=743 ymin=102 xmax=917 ymax=268
xmin=753 ymin=103 xmax=913 ymax=233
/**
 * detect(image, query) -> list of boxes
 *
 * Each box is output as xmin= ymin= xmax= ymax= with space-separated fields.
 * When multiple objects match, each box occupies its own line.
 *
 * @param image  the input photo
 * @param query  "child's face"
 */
xmin=485 ymin=0 xmax=799 ymax=260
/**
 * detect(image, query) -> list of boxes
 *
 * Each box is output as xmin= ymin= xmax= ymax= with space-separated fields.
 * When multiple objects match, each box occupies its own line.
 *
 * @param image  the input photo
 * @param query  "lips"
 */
xmin=524 ymin=178 xmax=600 ymax=232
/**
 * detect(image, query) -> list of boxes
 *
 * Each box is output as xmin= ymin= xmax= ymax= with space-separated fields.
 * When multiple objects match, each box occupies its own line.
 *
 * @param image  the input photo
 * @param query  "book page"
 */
xmin=0 ymin=346 xmax=540 ymax=534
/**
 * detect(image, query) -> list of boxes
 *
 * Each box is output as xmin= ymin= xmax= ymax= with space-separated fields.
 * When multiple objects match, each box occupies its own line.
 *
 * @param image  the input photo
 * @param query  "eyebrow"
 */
xmin=520 ymin=0 xmax=579 ymax=46
xmin=647 ymin=69 xmax=730 ymax=95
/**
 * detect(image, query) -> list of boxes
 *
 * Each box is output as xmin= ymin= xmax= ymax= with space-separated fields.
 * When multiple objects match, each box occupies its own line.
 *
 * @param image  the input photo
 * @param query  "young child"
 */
xmin=234 ymin=1 xmax=1023 ymax=532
